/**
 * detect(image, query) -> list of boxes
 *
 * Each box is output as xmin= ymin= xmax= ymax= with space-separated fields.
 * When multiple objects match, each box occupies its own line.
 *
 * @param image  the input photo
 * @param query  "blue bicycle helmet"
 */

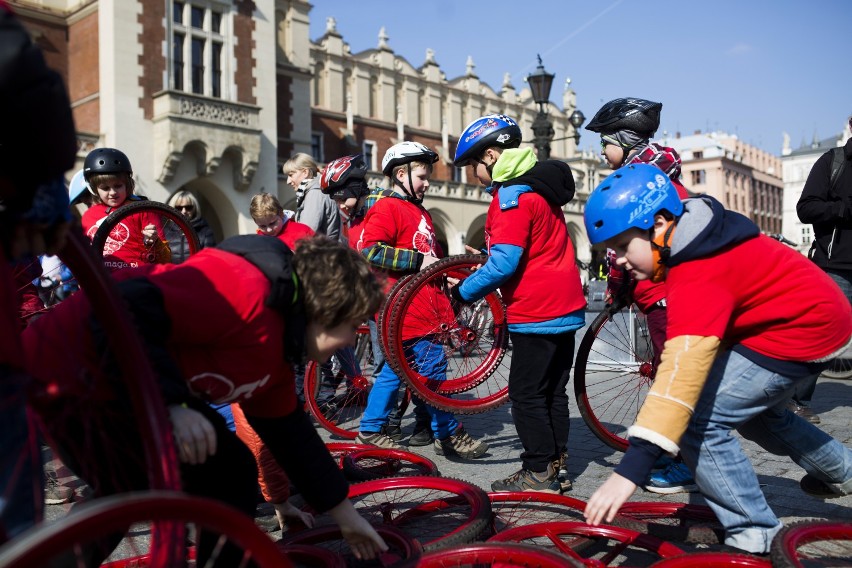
xmin=584 ymin=163 xmax=683 ymax=245
xmin=453 ymin=114 xmax=522 ymax=167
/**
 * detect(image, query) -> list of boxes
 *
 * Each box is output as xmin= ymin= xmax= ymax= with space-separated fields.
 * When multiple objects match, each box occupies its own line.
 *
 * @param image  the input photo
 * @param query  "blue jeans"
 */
xmin=679 ymin=349 xmax=852 ymax=553
xmin=360 ymin=337 xmax=458 ymax=439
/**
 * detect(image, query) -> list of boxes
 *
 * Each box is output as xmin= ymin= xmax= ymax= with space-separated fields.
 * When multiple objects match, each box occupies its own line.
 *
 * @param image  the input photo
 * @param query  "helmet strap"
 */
xmin=393 ymin=164 xmax=422 ymax=204
xmin=648 ymin=218 xmax=676 ymax=283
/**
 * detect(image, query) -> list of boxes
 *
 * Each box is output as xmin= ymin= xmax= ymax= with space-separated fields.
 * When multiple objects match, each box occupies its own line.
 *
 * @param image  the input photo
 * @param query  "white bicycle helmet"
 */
xmin=381 ymin=142 xmax=438 ymax=177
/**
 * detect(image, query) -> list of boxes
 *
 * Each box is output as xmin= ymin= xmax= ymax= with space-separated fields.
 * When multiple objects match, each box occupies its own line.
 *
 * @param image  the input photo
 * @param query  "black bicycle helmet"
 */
xmin=84 ymin=147 xmax=133 ymax=181
xmin=320 ymin=154 xmax=370 ymax=202
xmin=585 ymin=98 xmax=662 ymax=136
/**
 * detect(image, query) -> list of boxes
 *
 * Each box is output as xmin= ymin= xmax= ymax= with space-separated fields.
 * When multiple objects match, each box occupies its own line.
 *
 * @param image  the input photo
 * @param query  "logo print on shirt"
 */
xmin=86 ymin=218 xmax=130 ymax=256
xmin=188 ymin=372 xmax=271 ymax=404
xmin=412 ymin=215 xmax=435 ymax=254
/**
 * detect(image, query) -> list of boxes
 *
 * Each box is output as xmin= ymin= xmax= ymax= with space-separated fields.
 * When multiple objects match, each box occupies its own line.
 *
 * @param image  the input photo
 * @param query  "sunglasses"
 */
xmin=176 ymin=204 xmax=195 ymax=212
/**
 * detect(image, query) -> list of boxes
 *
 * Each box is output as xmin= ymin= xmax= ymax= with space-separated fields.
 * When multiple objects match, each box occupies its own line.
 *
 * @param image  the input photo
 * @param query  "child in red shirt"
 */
xmin=583 ymin=164 xmax=852 ymax=554
xmin=80 ymin=148 xmax=170 ymax=269
xmin=23 ymin=235 xmax=388 ymax=563
xmin=250 ymin=192 xmax=314 ymax=249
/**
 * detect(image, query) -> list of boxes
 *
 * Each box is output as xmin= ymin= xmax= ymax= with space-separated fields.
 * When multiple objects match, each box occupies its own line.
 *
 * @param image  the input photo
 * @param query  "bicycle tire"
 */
xmin=378 ymin=273 xmax=417 ymax=360
xmin=305 ymin=327 xmax=411 ymax=439
xmin=275 ymin=543 xmax=345 ymax=568
xmin=769 ymin=519 xmax=852 ymax=568
xmin=17 ymin=229 xmax=183 ymax=561
xmin=342 ymin=448 xmax=439 ymax=481
xmin=821 ymin=357 xmax=852 ymax=380
xmin=488 ymin=521 xmax=684 ymax=566
xmin=613 ymin=502 xmax=724 ymax=545
xmin=574 ymin=306 xmax=654 ymax=451
xmin=385 ymin=255 xmax=510 ymax=414
xmin=396 ymin=541 xmax=583 ymax=567
xmin=90 ymin=200 xmax=199 ymax=265
xmin=0 ymin=492 xmax=289 ymax=567
xmin=321 ymin=476 xmax=492 ymax=552
xmin=279 ymin=523 xmax=421 ymax=566
xmin=487 ymin=491 xmax=588 ymax=535
xmin=650 ymin=552 xmax=771 ymax=567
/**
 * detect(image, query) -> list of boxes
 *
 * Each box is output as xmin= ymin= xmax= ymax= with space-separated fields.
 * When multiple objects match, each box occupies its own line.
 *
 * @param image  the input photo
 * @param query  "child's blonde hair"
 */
xmin=250 ymin=193 xmax=283 ymax=219
xmin=293 ymin=236 xmax=385 ymax=328
xmin=87 ymin=172 xmax=135 ymax=205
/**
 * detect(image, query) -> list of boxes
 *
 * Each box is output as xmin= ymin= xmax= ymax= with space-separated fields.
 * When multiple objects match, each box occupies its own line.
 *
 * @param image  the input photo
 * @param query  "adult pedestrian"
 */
xmin=166 ymin=189 xmax=216 ymax=264
xmin=794 ymin=115 xmax=852 ymax=424
xmin=283 ymin=153 xmax=343 ymax=242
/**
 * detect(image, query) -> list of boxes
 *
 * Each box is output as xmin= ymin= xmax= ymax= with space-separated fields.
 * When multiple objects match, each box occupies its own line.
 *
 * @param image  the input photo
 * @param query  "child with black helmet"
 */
xmin=453 ymin=114 xmax=585 ymax=493
xmin=81 ymin=147 xmax=170 ymax=269
xmin=583 ymin=163 xmax=852 ymax=554
xmin=335 ymin=143 xmax=489 ymax=458
xmin=586 ymin=97 xmax=694 ymax=493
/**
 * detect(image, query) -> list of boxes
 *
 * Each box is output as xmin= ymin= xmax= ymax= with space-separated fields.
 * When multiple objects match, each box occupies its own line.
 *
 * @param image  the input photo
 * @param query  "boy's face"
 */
xmin=396 ymin=165 xmax=431 ymax=200
xmin=305 ymin=317 xmax=362 ymax=364
xmin=286 ymin=167 xmax=311 ymax=190
xmin=601 ymin=139 xmax=625 ymax=169
xmin=468 ymin=147 xmax=499 ymax=186
xmin=607 ymin=227 xmax=654 ymax=281
xmin=336 ymin=196 xmax=359 ymax=219
xmin=254 ymin=214 xmax=284 ymax=237
xmin=96 ymin=179 xmax=128 ymax=208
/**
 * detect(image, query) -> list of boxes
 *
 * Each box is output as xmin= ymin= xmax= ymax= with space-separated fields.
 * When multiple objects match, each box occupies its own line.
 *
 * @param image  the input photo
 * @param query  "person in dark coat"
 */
xmin=166 ymin=189 xmax=216 ymax=264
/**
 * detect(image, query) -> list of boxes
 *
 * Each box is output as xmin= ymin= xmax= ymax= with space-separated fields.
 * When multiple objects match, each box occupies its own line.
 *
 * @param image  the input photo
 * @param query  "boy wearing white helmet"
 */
xmin=351 ymin=142 xmax=489 ymax=458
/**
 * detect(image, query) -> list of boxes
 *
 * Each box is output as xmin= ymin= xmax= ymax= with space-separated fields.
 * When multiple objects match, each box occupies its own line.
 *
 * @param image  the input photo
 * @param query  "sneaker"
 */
xmin=800 ymin=474 xmax=850 ymax=498
xmin=645 ymin=461 xmax=697 ymax=494
xmin=552 ymin=451 xmax=572 ymax=493
xmin=381 ymin=423 xmax=403 ymax=442
xmin=434 ymin=426 xmax=488 ymax=459
xmin=491 ymin=464 xmax=561 ymax=493
xmin=787 ymin=401 xmax=821 ymax=424
xmin=409 ymin=426 xmax=434 ymax=447
xmin=355 ymin=431 xmax=402 ymax=450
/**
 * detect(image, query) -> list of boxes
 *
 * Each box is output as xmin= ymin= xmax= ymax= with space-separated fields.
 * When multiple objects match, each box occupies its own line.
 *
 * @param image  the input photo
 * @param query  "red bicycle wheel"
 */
xmin=487 ymin=491 xmax=587 ymax=536
xmin=91 ymin=200 xmax=199 ymax=266
xmin=384 ymin=255 xmax=510 ymax=414
xmin=614 ymin=501 xmax=724 ymax=544
xmin=0 ymin=492 xmax=289 ymax=567
xmin=488 ymin=521 xmax=684 ymax=566
xmin=574 ymin=306 xmax=654 ymax=451
xmin=342 ymin=448 xmax=440 ymax=481
xmin=379 ymin=274 xmax=418 ymax=359
xmin=302 ymin=476 xmax=491 ymax=552
xmin=770 ymin=520 xmax=852 ymax=568
xmin=279 ymin=523 xmax=421 ymax=566
xmin=306 ymin=326 xmax=411 ymax=438
xmin=16 ymin=229 xmax=183 ymax=560
xmin=396 ymin=542 xmax=582 ymax=567
xmin=650 ymin=552 xmax=771 ymax=567
xmin=275 ymin=543 xmax=345 ymax=568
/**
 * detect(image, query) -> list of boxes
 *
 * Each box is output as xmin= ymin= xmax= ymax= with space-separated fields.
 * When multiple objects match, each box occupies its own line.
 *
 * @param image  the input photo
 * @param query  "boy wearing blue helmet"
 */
xmin=453 ymin=115 xmax=586 ymax=493
xmin=583 ymin=163 xmax=852 ymax=554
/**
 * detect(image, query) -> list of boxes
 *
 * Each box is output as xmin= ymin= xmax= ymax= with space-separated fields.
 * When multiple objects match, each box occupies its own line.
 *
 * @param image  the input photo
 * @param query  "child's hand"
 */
xmin=168 ymin=404 xmax=217 ymax=465
xmin=584 ymin=472 xmax=637 ymax=526
xmin=328 ymin=499 xmax=388 ymax=560
xmin=464 ymin=244 xmax=484 ymax=255
xmin=420 ymin=254 xmax=440 ymax=271
xmin=272 ymin=500 xmax=315 ymax=530
xmin=142 ymin=223 xmax=159 ymax=247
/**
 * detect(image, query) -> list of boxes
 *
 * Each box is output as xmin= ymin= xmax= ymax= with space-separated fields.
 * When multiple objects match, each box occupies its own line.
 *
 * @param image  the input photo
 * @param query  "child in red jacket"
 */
xmin=583 ymin=164 xmax=852 ymax=554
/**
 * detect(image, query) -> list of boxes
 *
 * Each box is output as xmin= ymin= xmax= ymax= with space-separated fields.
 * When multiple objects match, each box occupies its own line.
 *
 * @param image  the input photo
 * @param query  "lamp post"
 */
xmin=569 ymin=109 xmax=586 ymax=145
xmin=527 ymin=54 xmax=555 ymax=161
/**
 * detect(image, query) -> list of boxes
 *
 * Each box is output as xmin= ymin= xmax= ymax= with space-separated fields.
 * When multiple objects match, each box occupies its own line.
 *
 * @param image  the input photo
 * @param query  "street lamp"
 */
xmin=527 ymin=54 xmax=555 ymax=161
xmin=569 ymin=109 xmax=586 ymax=145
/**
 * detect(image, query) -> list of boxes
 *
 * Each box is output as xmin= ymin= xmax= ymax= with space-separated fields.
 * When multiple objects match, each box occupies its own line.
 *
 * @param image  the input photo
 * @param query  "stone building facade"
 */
xmin=13 ymin=0 xmax=600 ymax=267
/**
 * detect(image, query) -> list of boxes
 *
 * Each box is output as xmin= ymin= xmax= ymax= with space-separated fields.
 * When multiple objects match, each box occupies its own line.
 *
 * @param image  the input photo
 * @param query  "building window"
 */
xmin=171 ymin=1 xmax=228 ymax=99
xmin=363 ymin=140 xmax=377 ymax=171
xmin=311 ymin=133 xmax=324 ymax=163
xmin=691 ymin=169 xmax=706 ymax=185
xmin=451 ymin=165 xmax=462 ymax=183
xmin=801 ymin=226 xmax=812 ymax=246
xmin=692 ymin=151 xmax=703 ymax=160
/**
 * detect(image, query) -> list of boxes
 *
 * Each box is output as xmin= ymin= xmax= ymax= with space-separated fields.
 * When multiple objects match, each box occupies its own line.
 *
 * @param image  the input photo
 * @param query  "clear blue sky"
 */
xmin=309 ymin=0 xmax=850 ymax=155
